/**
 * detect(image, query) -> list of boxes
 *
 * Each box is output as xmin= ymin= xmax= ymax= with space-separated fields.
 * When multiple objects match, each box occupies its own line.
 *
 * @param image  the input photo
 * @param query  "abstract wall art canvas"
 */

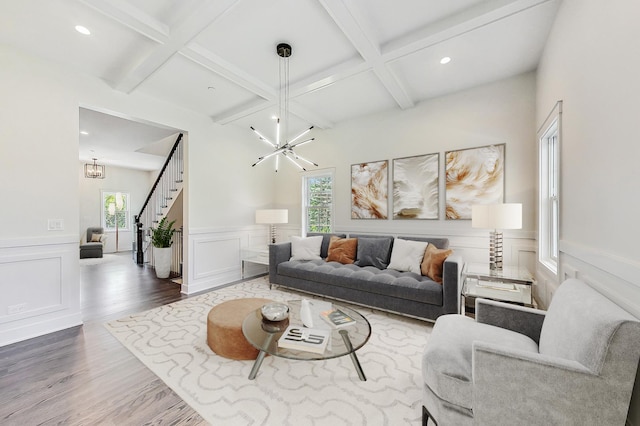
xmin=445 ymin=144 xmax=505 ymax=219
xmin=392 ymin=153 xmax=439 ymax=219
xmin=351 ymin=160 xmax=388 ymax=219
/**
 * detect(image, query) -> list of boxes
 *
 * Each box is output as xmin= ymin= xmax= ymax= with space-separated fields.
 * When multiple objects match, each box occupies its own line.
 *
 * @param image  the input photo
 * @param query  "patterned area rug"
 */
xmin=105 ymin=277 xmax=432 ymax=425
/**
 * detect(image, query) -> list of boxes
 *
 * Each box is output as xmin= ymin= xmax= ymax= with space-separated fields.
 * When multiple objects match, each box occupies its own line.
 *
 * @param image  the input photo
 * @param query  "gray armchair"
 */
xmin=422 ymin=278 xmax=640 ymax=425
xmin=79 ymin=227 xmax=105 ymax=259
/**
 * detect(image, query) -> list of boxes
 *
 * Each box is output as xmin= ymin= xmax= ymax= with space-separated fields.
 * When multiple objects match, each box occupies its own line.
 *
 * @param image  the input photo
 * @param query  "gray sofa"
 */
xmin=422 ymin=278 xmax=640 ymax=425
xmin=269 ymin=233 xmax=463 ymax=321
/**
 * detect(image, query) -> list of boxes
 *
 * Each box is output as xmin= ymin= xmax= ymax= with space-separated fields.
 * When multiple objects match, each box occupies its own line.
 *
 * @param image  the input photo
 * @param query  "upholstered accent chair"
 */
xmin=422 ymin=279 xmax=640 ymax=425
xmin=79 ymin=227 xmax=106 ymax=259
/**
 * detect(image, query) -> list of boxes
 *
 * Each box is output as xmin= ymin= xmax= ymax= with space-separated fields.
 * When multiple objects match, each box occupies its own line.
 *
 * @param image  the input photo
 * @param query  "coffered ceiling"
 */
xmin=0 ymin=0 xmax=561 ymax=169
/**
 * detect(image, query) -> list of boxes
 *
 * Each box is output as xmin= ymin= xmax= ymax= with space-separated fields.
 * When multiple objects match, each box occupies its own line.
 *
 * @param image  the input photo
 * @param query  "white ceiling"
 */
xmin=0 ymin=0 xmax=561 ymax=170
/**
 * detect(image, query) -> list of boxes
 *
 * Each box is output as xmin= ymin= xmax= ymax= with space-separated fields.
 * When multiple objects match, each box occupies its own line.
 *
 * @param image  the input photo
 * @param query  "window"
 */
xmin=538 ymin=101 xmax=562 ymax=273
xmin=303 ymin=171 xmax=333 ymax=234
xmin=102 ymin=191 xmax=130 ymax=231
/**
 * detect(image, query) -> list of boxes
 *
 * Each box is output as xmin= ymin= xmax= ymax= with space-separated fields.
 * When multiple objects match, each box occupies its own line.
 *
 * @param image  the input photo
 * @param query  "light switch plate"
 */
xmin=48 ymin=219 xmax=64 ymax=230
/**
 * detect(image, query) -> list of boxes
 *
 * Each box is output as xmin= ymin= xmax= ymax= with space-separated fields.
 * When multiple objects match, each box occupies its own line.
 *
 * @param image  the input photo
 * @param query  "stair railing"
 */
xmin=134 ymin=133 xmax=184 ymax=267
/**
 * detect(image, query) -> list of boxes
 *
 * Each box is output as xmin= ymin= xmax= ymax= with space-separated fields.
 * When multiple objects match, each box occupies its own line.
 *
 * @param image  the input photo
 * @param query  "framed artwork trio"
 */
xmin=350 ymin=144 xmax=505 ymax=221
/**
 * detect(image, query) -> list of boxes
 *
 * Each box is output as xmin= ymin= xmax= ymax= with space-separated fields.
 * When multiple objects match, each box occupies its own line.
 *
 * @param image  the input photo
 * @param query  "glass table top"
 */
xmin=242 ymin=300 xmax=371 ymax=361
xmin=464 ymin=263 xmax=534 ymax=285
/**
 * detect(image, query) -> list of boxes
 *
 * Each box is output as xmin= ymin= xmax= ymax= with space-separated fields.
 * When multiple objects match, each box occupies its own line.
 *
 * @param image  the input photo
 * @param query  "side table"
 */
xmin=241 ymin=246 xmax=269 ymax=280
xmin=461 ymin=263 xmax=535 ymax=315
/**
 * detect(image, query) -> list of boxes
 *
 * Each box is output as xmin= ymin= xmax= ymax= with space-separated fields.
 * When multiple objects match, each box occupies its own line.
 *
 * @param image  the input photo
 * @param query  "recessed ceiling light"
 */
xmin=440 ymin=56 xmax=451 ymax=65
xmin=80 ymin=130 xmax=89 ymax=135
xmin=75 ymin=25 xmax=91 ymax=35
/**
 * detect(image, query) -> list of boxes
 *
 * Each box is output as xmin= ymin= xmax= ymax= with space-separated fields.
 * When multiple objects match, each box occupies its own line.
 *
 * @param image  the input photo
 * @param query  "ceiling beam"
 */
xmin=212 ymin=97 xmax=334 ymax=130
xmin=182 ymin=44 xmax=274 ymax=101
xmin=382 ymin=0 xmax=555 ymax=62
xmin=79 ymin=0 xmax=169 ymax=43
xmin=288 ymin=57 xmax=369 ymax=98
xmin=83 ymin=0 xmax=242 ymax=93
xmin=318 ymin=0 xmax=415 ymax=110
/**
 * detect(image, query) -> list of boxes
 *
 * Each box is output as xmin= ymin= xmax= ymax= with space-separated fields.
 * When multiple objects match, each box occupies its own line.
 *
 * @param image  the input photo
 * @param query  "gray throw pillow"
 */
xmin=355 ymin=237 xmax=393 ymax=269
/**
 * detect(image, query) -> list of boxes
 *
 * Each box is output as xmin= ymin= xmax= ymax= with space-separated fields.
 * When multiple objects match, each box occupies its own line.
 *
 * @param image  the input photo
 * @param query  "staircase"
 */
xmin=134 ymin=133 xmax=184 ymax=276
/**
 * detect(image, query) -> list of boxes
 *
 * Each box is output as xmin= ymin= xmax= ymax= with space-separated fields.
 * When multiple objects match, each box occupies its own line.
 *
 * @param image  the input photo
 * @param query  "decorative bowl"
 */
xmin=261 ymin=302 xmax=289 ymax=322
xmin=261 ymin=317 xmax=289 ymax=333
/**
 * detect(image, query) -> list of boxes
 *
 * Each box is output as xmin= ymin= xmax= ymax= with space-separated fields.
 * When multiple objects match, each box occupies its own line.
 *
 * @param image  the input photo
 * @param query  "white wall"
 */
xmin=275 ymin=72 xmax=538 ymax=281
xmin=0 ymin=44 xmax=275 ymax=345
xmin=536 ymin=1 xmax=640 ymax=423
xmin=79 ymin=163 xmax=153 ymax=253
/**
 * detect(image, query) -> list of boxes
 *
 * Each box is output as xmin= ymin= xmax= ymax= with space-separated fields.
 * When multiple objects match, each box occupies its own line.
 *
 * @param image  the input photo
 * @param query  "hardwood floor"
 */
xmin=0 ymin=252 xmax=207 ymax=425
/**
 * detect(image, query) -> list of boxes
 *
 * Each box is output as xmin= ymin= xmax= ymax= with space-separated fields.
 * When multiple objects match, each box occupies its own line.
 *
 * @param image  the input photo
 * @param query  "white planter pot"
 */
xmin=154 ymin=246 xmax=172 ymax=279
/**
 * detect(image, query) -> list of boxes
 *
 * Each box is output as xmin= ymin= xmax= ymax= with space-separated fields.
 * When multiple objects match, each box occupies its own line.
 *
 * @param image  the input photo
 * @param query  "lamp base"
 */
xmin=489 ymin=230 xmax=503 ymax=271
xmin=269 ymin=224 xmax=277 ymax=244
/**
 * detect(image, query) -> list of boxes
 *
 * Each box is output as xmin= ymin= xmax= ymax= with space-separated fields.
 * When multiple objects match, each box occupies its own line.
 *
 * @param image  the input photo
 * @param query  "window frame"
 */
xmin=101 ymin=191 xmax=131 ymax=232
xmin=302 ymin=169 xmax=334 ymax=236
xmin=537 ymin=101 xmax=562 ymax=275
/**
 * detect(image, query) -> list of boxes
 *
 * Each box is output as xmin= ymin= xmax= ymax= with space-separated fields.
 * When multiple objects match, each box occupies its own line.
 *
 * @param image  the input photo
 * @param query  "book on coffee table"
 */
xmin=320 ymin=308 xmax=357 ymax=328
xmin=277 ymin=326 xmax=330 ymax=354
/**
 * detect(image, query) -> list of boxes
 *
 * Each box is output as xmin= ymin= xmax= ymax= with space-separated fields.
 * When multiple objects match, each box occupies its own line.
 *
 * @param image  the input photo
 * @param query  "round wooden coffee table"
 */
xmin=242 ymin=300 xmax=371 ymax=380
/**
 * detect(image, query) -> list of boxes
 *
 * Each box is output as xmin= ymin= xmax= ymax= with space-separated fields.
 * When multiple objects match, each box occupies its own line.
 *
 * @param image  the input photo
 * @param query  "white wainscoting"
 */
xmin=0 ymin=236 xmax=82 ymax=347
xmin=184 ymin=226 xmax=277 ymax=294
xmin=534 ymin=240 xmax=640 ymax=315
xmin=559 ymin=241 xmax=640 ymax=318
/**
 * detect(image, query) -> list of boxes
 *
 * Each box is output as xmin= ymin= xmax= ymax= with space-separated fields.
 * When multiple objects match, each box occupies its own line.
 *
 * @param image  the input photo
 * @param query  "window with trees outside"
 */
xmin=303 ymin=171 xmax=333 ymax=234
xmin=538 ymin=101 xmax=561 ymax=274
xmin=102 ymin=191 xmax=130 ymax=232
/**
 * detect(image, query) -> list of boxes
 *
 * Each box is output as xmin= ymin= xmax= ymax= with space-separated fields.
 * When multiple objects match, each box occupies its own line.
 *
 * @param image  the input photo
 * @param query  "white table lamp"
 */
xmin=255 ymin=209 xmax=288 ymax=244
xmin=472 ymin=203 xmax=522 ymax=270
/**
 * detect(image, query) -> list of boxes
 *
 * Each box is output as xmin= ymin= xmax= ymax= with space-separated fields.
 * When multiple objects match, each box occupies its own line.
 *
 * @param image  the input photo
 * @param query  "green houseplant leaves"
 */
xmin=151 ymin=217 xmax=176 ymax=248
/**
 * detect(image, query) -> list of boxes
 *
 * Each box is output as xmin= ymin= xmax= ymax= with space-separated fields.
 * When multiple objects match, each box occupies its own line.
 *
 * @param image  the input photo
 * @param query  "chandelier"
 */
xmin=251 ymin=43 xmax=318 ymax=172
xmin=84 ymin=158 xmax=105 ymax=179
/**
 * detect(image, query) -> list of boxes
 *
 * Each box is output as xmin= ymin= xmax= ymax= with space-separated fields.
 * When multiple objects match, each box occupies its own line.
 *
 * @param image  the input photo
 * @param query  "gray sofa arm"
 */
xmin=442 ymin=254 xmax=463 ymax=314
xmin=269 ymin=242 xmax=291 ymax=284
xmin=475 ymin=298 xmax=546 ymax=344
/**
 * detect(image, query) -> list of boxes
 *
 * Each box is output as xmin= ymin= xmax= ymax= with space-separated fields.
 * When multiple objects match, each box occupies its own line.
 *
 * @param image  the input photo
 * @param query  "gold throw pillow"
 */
xmin=421 ymin=243 xmax=453 ymax=284
xmin=326 ymin=236 xmax=358 ymax=264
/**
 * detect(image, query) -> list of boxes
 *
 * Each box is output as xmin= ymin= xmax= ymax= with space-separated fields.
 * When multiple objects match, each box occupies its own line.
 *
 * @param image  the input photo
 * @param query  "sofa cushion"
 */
xmin=423 ymin=315 xmax=538 ymax=410
xmin=307 ymin=233 xmax=347 ymax=258
xmin=277 ymin=260 xmax=443 ymax=305
xmin=354 ymin=236 xmax=393 ymax=269
xmin=290 ymin=236 xmax=323 ymax=261
xmin=421 ymin=243 xmax=453 ymax=283
xmin=326 ymin=236 xmax=358 ymax=264
xmin=387 ymin=238 xmax=428 ymax=274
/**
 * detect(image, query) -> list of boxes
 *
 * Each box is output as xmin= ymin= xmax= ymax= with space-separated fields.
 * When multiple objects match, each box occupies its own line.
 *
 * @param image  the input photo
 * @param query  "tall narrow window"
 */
xmin=538 ymin=101 xmax=561 ymax=273
xmin=102 ymin=191 xmax=130 ymax=232
xmin=303 ymin=171 xmax=333 ymax=234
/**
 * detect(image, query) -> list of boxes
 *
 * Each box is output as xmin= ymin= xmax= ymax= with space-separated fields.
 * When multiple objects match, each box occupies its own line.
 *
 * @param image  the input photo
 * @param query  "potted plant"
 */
xmin=151 ymin=217 xmax=176 ymax=279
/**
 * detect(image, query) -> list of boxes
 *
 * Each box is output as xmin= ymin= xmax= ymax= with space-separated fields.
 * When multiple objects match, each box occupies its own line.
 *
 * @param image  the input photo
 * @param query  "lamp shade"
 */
xmin=255 ymin=209 xmax=288 ymax=224
xmin=472 ymin=203 xmax=522 ymax=230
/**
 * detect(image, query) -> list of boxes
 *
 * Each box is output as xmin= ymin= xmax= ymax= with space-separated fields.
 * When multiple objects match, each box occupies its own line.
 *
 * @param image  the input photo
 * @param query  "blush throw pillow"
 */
xmin=326 ymin=236 xmax=358 ymax=264
xmin=290 ymin=236 xmax=323 ymax=261
xmin=421 ymin=243 xmax=453 ymax=283
xmin=387 ymin=238 xmax=429 ymax=274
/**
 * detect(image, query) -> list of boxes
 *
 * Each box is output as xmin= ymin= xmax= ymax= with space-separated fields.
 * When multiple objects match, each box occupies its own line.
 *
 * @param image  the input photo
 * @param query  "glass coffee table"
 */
xmin=242 ymin=300 xmax=371 ymax=381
